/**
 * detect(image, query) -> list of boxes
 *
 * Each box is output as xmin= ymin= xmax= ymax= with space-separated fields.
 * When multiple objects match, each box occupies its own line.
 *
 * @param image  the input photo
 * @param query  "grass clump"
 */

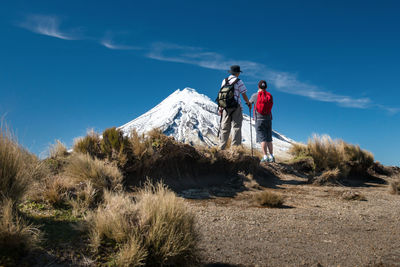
xmin=0 ymin=198 xmax=42 ymax=260
xmin=85 ymin=181 xmax=198 ymax=266
xmin=73 ymin=130 xmax=102 ymax=158
xmin=290 ymin=134 xmax=374 ymax=184
xmin=253 ymin=190 xmax=285 ymax=208
xmin=342 ymin=191 xmax=367 ymax=201
xmin=68 ymin=181 xmax=98 ymax=217
xmin=0 ymin=124 xmax=48 ymax=203
xmin=38 ymin=175 xmax=73 ymax=208
xmin=135 ymin=181 xmax=198 ymax=266
xmin=389 ymin=176 xmax=400 ymax=195
xmin=312 ymin=168 xmax=341 ymax=185
xmin=64 ymin=153 xmax=123 ymax=192
xmin=49 ymin=140 xmax=69 ymax=159
xmin=0 ymin=126 xmax=32 ymax=203
xmin=62 ymin=153 xmax=123 ymax=215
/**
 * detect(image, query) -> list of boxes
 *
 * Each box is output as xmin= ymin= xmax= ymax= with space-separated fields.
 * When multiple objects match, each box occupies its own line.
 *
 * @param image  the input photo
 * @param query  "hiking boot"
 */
xmin=267 ymin=155 xmax=275 ymax=163
xmin=260 ymin=156 xmax=268 ymax=163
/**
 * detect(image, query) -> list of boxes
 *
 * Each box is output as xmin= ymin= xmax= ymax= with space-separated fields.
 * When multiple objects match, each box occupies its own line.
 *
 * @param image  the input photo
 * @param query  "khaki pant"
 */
xmin=219 ymin=107 xmax=243 ymax=150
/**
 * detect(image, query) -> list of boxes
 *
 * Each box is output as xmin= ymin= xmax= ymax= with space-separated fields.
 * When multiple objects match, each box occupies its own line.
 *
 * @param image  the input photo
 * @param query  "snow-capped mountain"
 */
xmin=119 ymin=88 xmax=293 ymax=157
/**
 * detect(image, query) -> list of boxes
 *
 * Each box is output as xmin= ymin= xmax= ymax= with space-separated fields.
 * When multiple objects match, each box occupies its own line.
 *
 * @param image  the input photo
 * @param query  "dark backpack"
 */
xmin=216 ymin=77 xmax=240 ymax=109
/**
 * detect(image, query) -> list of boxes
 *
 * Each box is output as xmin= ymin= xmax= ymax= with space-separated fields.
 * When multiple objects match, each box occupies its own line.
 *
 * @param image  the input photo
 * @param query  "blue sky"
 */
xmin=0 ymin=0 xmax=399 ymax=166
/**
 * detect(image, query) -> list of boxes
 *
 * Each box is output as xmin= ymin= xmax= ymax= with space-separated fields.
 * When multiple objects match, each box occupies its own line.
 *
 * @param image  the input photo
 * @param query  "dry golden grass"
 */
xmin=39 ymin=175 xmax=73 ymax=207
xmin=342 ymin=191 xmax=367 ymax=201
xmin=290 ymin=134 xmax=374 ymax=180
xmin=49 ymin=140 xmax=68 ymax=159
xmin=68 ymin=181 xmax=98 ymax=217
xmin=86 ymin=190 xmax=138 ymax=251
xmin=116 ymin=234 xmax=148 ymax=267
xmin=311 ymin=168 xmax=341 ymax=185
xmin=129 ymin=130 xmax=150 ymax=159
xmin=389 ymin=176 xmax=400 ymax=195
xmin=64 ymin=153 xmax=123 ymax=192
xmin=253 ymin=190 xmax=285 ymax=208
xmin=135 ymin=181 xmax=198 ymax=266
xmin=85 ymin=181 xmax=198 ymax=266
xmin=0 ymin=198 xmax=41 ymax=256
xmin=0 ymin=124 xmax=48 ymax=203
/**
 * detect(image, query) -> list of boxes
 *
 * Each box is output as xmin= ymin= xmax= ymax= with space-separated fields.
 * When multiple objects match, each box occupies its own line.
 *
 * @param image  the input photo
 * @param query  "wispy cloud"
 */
xmin=100 ymin=38 xmax=141 ymax=50
xmin=19 ymin=15 xmax=78 ymax=40
xmin=147 ymin=42 xmax=398 ymax=111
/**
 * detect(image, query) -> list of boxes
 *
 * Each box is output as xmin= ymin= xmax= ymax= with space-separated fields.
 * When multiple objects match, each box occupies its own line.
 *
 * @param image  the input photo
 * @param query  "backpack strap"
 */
xmin=227 ymin=77 xmax=240 ymax=85
xmin=232 ymin=78 xmax=240 ymax=85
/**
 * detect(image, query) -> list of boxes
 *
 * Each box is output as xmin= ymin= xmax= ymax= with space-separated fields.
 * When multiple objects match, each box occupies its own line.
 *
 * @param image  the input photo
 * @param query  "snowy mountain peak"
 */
xmin=119 ymin=88 xmax=293 ymax=157
xmin=163 ymin=88 xmax=216 ymax=106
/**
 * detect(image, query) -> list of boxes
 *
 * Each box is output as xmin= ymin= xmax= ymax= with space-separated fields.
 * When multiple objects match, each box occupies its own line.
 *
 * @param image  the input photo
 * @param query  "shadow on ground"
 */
xmin=203 ymin=263 xmax=246 ymax=267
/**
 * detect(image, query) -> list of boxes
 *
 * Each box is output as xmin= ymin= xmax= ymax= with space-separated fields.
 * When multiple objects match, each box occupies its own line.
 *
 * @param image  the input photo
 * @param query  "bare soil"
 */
xmin=187 ymin=166 xmax=400 ymax=267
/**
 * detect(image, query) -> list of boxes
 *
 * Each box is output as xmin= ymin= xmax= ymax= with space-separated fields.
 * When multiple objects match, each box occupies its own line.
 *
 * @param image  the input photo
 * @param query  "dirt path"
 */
xmin=188 ymin=173 xmax=400 ymax=267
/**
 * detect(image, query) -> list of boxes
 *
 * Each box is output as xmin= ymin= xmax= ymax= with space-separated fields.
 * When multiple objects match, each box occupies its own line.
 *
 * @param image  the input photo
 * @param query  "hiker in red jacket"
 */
xmin=249 ymin=80 xmax=274 ymax=163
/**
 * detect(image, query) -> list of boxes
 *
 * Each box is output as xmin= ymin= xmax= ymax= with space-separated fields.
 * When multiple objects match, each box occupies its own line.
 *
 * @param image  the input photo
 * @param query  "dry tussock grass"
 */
xmin=253 ymin=190 xmax=285 ymax=208
xmin=85 ymin=181 xmax=198 ymax=266
xmin=68 ymin=181 xmax=98 ymax=217
xmin=0 ymin=126 xmax=32 ymax=203
xmin=49 ymin=140 xmax=69 ymax=158
xmin=86 ymin=190 xmax=138 ymax=251
xmin=64 ymin=153 xmax=123 ymax=192
xmin=311 ymin=168 xmax=341 ymax=185
xmin=0 ymin=124 xmax=48 ymax=203
xmin=389 ymin=175 xmax=400 ymax=195
xmin=117 ymin=234 xmax=148 ymax=267
xmin=129 ymin=130 xmax=149 ymax=159
xmin=38 ymin=175 xmax=74 ymax=207
xmin=135 ymin=181 xmax=198 ymax=266
xmin=290 ymin=134 xmax=374 ymax=183
xmin=0 ymin=198 xmax=41 ymax=256
xmin=342 ymin=191 xmax=367 ymax=201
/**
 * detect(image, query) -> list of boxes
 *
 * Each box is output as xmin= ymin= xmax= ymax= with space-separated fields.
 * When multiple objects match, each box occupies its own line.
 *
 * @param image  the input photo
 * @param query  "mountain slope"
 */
xmin=119 ymin=88 xmax=293 ymax=156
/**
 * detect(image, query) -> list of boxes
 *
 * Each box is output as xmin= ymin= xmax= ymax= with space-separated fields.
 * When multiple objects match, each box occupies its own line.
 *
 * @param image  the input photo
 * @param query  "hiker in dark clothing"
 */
xmin=217 ymin=65 xmax=251 ymax=150
xmin=249 ymin=80 xmax=274 ymax=162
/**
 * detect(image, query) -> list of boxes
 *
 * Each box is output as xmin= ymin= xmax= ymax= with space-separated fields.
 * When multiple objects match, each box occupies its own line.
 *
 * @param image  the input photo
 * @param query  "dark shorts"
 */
xmin=255 ymin=119 xmax=272 ymax=143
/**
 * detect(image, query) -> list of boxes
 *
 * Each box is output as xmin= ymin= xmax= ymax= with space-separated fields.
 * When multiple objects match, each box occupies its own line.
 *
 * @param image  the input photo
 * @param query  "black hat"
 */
xmin=258 ymin=80 xmax=267 ymax=89
xmin=228 ymin=65 xmax=242 ymax=74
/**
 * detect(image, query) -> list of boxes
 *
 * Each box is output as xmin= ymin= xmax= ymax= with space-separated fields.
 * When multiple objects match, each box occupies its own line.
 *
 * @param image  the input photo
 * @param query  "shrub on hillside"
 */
xmin=101 ymin=127 xmax=131 ymax=165
xmin=73 ymin=130 xmax=102 ymax=158
xmin=290 ymin=134 xmax=374 ymax=182
xmin=85 ymin=182 xmax=198 ymax=266
xmin=76 ymin=127 xmax=260 ymax=188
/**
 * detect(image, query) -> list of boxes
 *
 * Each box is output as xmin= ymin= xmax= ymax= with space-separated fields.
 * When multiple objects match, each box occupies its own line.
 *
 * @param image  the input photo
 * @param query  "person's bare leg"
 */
xmin=261 ymin=141 xmax=268 ymax=157
xmin=267 ymin=142 xmax=273 ymax=155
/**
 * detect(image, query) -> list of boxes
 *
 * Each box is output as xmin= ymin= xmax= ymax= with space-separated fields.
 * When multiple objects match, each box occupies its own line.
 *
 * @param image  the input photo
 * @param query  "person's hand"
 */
xmin=247 ymin=102 xmax=252 ymax=110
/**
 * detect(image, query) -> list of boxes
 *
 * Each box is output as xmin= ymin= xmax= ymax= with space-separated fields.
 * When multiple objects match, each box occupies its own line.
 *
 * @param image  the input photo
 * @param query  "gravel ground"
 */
xmin=187 ymin=173 xmax=400 ymax=267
